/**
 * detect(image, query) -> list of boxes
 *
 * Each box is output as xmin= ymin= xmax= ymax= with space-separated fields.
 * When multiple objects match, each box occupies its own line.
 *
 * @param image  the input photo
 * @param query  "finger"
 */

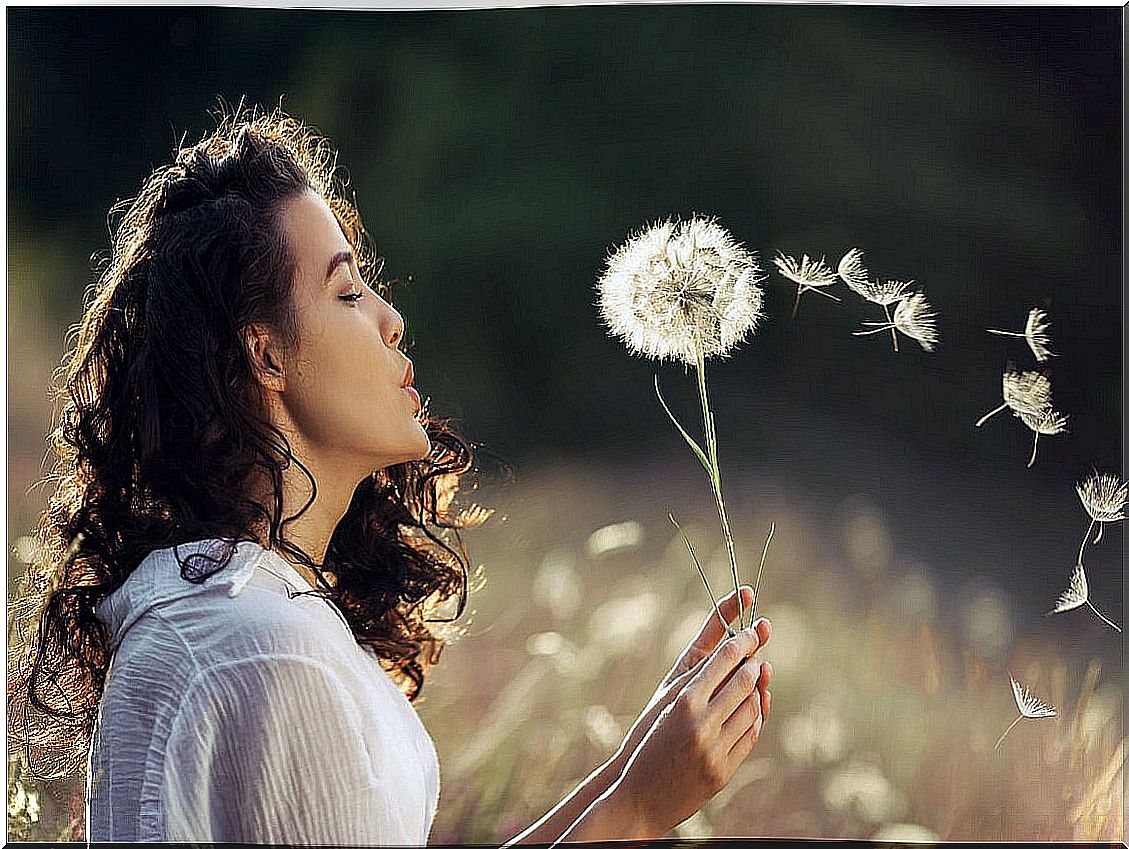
xmin=762 ymin=688 xmax=772 ymax=723
xmin=712 ymin=657 xmax=763 ymax=729
xmin=692 ymin=626 xmax=762 ymax=700
xmin=758 ymin=660 xmax=774 ymax=694
xmin=668 ymin=650 xmax=711 ymax=691
xmin=719 ymin=685 xmax=762 ymax=751
xmin=690 ymin=585 xmax=755 ymax=652
xmin=711 ymin=619 xmax=771 ymax=695
xmin=726 ymin=698 xmax=764 ymax=763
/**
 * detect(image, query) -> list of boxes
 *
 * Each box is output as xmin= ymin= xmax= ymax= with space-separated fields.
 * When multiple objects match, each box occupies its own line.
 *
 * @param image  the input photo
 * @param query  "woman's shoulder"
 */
xmin=107 ymin=538 xmax=360 ymax=677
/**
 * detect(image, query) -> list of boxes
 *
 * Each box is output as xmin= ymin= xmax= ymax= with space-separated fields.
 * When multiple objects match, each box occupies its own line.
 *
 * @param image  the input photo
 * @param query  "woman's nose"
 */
xmin=384 ymin=303 xmax=405 ymax=349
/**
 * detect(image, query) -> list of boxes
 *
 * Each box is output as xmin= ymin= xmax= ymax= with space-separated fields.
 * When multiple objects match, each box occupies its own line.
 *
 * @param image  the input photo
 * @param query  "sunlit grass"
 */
xmin=8 ymin=459 xmax=1123 ymax=843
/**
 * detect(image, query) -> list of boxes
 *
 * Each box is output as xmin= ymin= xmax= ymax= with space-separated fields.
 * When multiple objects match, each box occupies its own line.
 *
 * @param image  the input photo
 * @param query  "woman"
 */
xmin=9 ymin=101 xmax=774 ymax=845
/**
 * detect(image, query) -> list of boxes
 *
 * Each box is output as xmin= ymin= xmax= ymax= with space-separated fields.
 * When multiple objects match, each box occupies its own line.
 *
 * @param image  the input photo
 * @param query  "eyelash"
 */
xmin=339 ymin=290 xmax=364 ymax=302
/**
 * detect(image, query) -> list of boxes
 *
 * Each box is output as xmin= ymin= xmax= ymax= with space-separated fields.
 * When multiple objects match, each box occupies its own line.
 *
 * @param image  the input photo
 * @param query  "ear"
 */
xmin=242 ymin=324 xmax=287 ymax=394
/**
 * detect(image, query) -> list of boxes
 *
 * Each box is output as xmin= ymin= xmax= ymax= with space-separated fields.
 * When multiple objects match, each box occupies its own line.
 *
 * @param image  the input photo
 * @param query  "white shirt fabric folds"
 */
xmin=85 ymin=537 xmax=440 ymax=845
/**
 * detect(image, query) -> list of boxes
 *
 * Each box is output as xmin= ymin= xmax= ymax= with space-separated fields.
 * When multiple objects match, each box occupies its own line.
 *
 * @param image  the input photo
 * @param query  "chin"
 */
xmin=405 ymin=426 xmax=432 ymax=461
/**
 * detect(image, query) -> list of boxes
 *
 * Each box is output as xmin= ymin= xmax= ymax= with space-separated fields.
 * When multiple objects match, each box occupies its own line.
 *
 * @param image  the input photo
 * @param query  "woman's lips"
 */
xmin=404 ymin=385 xmax=422 ymax=412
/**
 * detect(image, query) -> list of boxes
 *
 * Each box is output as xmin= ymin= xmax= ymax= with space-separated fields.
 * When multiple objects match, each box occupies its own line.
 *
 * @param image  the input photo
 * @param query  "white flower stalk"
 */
xmin=597 ymin=216 xmax=765 ymax=366
xmin=995 ymin=674 xmax=1056 ymax=751
xmin=1075 ymin=471 xmax=1127 ymax=557
xmin=1048 ymin=559 xmax=1122 ymax=632
xmin=597 ymin=216 xmax=767 ymax=631
xmin=852 ymin=290 xmax=939 ymax=352
xmin=974 ymin=368 xmax=1053 ymax=428
xmin=1016 ymin=405 xmax=1068 ymax=468
xmin=987 ymin=308 xmax=1056 ymax=363
xmin=836 ymin=247 xmax=868 ymax=296
xmin=774 ymin=251 xmax=841 ymax=319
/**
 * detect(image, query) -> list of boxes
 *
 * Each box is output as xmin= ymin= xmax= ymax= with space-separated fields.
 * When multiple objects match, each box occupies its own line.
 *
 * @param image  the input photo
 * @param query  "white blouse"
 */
xmin=86 ymin=537 xmax=440 ymax=845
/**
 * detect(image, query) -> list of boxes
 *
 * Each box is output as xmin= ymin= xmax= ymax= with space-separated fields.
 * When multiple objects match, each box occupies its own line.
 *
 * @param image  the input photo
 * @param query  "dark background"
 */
xmin=9 ymin=3 xmax=1121 ymax=605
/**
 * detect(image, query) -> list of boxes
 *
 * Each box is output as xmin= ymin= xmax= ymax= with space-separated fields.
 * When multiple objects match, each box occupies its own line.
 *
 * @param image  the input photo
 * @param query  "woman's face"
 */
xmin=271 ymin=188 xmax=430 ymax=473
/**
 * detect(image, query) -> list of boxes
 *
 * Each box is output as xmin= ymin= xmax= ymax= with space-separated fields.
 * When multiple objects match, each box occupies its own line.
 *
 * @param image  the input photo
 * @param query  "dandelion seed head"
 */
xmin=774 ymin=251 xmax=838 ymax=289
xmin=837 ymin=247 xmax=868 ymax=295
xmin=891 ymin=291 xmax=939 ymax=351
xmin=596 ymin=216 xmax=765 ymax=365
xmin=1001 ymin=369 xmax=1053 ymax=416
xmin=1023 ymin=307 xmax=1056 ymax=362
xmin=1076 ymin=471 xmax=1127 ymax=523
xmin=1009 ymin=674 xmax=1057 ymax=719
xmin=1052 ymin=560 xmax=1089 ymax=613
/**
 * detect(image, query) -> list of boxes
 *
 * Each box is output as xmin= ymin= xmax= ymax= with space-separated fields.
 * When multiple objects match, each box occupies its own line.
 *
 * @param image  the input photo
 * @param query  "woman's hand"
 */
xmin=612 ymin=586 xmax=772 ymax=768
xmin=611 ymin=608 xmax=774 ymax=836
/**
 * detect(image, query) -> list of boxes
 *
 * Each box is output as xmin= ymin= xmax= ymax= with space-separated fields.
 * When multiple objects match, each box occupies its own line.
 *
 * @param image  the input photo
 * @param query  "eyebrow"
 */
xmin=324 ymin=250 xmax=355 ymax=284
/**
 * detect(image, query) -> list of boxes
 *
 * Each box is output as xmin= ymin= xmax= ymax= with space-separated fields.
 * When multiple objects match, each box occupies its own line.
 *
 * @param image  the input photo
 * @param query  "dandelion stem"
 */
xmin=986 ymin=329 xmax=1024 ymax=338
xmin=1093 ymin=521 xmax=1104 ymax=546
xmin=883 ymin=304 xmax=899 ymax=353
xmin=694 ymin=339 xmax=743 ymax=631
xmin=791 ymin=287 xmax=802 ymax=320
xmin=749 ymin=522 xmax=775 ymax=621
xmin=669 ymin=513 xmax=735 ymax=639
xmin=974 ymin=403 xmax=1008 ymax=428
xmin=994 ymin=714 xmax=1023 ymax=751
xmin=1077 ymin=518 xmax=1096 ymax=567
xmin=1086 ymin=600 xmax=1122 ymax=633
xmin=1028 ymin=431 xmax=1039 ymax=468
xmin=654 ymin=374 xmax=712 ymax=478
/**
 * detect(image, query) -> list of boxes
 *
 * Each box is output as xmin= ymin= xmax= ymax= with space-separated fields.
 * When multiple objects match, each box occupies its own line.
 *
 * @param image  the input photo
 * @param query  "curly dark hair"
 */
xmin=8 ymin=98 xmax=488 ymax=782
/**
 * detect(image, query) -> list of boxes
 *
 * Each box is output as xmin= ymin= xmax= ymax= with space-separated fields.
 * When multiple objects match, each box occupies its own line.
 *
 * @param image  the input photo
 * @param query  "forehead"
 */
xmin=280 ymin=189 xmax=351 ymax=283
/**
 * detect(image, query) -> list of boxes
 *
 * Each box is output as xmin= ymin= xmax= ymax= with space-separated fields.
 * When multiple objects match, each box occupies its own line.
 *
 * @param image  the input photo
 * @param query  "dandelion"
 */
xmin=987 ymin=307 xmax=1056 ymax=362
xmin=1075 ymin=471 xmax=1127 ymax=554
xmin=597 ymin=216 xmax=764 ymax=365
xmin=597 ymin=215 xmax=767 ymax=630
xmin=1048 ymin=559 xmax=1122 ymax=633
xmin=974 ymin=368 xmax=1053 ymax=427
xmin=1016 ymin=404 xmax=1068 ymax=468
xmin=852 ymin=290 xmax=939 ymax=352
xmin=995 ymin=674 xmax=1056 ymax=751
xmin=773 ymin=251 xmax=840 ymax=318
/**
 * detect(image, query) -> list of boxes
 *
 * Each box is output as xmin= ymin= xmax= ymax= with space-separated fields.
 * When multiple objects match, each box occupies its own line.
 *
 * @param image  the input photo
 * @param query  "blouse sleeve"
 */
xmin=162 ymin=653 xmax=406 ymax=845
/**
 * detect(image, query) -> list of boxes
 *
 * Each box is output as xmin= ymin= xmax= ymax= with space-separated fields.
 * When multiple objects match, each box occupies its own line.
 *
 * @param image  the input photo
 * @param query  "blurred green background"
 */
xmin=7 ymin=5 xmax=1123 ymax=843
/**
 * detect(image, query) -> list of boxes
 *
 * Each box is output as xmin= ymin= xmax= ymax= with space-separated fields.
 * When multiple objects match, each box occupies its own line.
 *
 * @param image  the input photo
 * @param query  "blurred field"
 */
xmin=7 ymin=452 xmax=1124 ymax=843
xmin=415 ymin=460 xmax=1123 ymax=843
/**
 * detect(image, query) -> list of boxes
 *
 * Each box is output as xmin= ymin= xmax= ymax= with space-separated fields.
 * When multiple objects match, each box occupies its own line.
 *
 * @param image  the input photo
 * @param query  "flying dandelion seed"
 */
xmin=1048 ymin=559 xmax=1122 ymax=633
xmin=995 ymin=674 xmax=1056 ymax=751
xmin=856 ymin=279 xmax=914 ymax=352
xmin=596 ymin=215 xmax=767 ymax=631
xmin=773 ymin=251 xmax=841 ymax=318
xmin=852 ymin=290 xmax=939 ymax=352
xmin=974 ymin=368 xmax=1053 ymax=427
xmin=987 ymin=307 xmax=1056 ymax=362
xmin=836 ymin=247 xmax=868 ymax=296
xmin=1016 ymin=404 xmax=1068 ymax=468
xmin=1076 ymin=471 xmax=1127 ymax=554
